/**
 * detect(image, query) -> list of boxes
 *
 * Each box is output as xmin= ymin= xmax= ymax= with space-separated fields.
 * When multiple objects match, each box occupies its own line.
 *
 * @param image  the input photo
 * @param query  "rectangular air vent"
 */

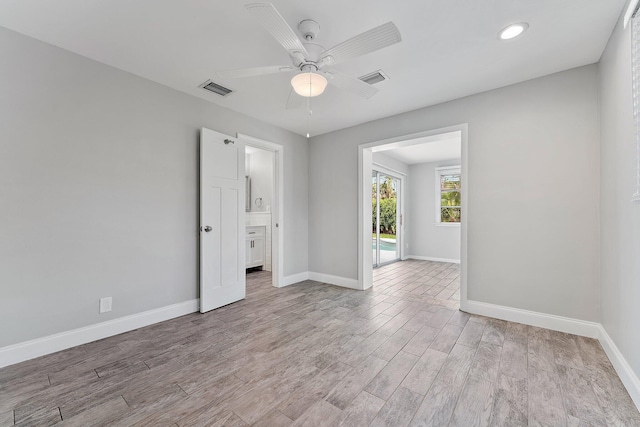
xmin=199 ymin=80 xmax=233 ymax=96
xmin=359 ymin=70 xmax=388 ymax=85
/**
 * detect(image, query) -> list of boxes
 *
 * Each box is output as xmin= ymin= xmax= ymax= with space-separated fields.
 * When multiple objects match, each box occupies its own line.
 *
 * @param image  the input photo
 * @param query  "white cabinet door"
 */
xmin=245 ymin=236 xmax=253 ymax=268
xmin=200 ymin=128 xmax=245 ymax=313
xmin=251 ymin=236 xmax=265 ymax=266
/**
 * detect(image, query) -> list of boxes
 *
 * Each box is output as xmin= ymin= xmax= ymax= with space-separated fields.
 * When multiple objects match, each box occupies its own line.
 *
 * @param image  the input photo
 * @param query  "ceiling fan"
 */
xmin=216 ymin=3 xmax=402 ymax=101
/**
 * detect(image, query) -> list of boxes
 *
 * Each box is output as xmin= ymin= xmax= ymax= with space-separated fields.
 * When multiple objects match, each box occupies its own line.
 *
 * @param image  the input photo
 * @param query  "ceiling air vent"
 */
xmin=359 ymin=70 xmax=388 ymax=85
xmin=199 ymin=80 xmax=233 ymax=97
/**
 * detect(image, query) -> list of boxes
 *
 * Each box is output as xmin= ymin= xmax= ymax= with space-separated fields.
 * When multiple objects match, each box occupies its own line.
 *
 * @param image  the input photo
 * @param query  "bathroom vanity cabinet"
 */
xmin=245 ymin=226 xmax=265 ymax=269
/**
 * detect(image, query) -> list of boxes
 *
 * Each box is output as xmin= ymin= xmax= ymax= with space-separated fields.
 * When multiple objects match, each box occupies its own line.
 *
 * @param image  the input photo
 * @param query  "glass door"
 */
xmin=372 ymin=171 xmax=379 ymax=267
xmin=372 ymin=170 xmax=401 ymax=267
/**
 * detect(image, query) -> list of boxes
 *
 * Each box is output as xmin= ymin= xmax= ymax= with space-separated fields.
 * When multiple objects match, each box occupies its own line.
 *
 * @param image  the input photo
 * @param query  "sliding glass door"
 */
xmin=372 ymin=170 xmax=401 ymax=267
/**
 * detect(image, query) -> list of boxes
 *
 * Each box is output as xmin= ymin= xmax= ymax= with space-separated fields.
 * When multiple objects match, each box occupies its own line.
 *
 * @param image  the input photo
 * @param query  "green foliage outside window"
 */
xmin=372 ymin=197 xmax=397 ymax=234
xmin=372 ymin=176 xmax=397 ymax=234
xmin=440 ymin=173 xmax=461 ymax=223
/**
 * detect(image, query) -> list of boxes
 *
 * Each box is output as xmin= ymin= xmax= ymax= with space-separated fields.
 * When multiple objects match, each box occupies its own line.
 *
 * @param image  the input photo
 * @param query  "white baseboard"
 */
xmin=407 ymin=255 xmax=461 ymax=264
xmin=0 ymin=299 xmax=199 ymax=369
xmin=465 ymin=300 xmax=600 ymax=338
xmin=280 ymin=271 xmax=310 ymax=287
xmin=598 ymin=325 xmax=640 ymax=410
xmin=308 ymin=272 xmax=361 ymax=290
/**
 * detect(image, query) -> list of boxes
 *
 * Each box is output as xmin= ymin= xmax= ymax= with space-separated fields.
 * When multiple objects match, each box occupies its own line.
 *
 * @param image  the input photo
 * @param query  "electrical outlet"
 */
xmin=99 ymin=297 xmax=112 ymax=313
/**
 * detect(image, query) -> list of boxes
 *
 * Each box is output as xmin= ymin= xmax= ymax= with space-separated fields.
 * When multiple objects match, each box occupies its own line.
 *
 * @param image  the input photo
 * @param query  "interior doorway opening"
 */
xmin=358 ymin=124 xmax=468 ymax=310
xmin=244 ymin=145 xmax=274 ymax=287
xmin=238 ymin=133 xmax=285 ymax=289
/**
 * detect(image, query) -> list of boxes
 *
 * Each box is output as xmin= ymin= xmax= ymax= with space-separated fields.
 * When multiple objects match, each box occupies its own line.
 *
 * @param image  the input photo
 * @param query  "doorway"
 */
xmin=358 ymin=124 xmax=468 ymax=311
xmin=245 ymin=145 xmax=273 ymax=286
xmin=372 ymin=170 xmax=401 ymax=267
xmin=238 ymin=133 xmax=284 ymax=288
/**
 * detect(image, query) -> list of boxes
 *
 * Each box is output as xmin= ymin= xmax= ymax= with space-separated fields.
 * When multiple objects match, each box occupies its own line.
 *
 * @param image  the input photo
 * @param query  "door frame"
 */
xmin=357 ymin=124 xmax=469 ymax=311
xmin=371 ymin=165 xmax=405 ymax=267
xmin=237 ymin=133 xmax=285 ymax=288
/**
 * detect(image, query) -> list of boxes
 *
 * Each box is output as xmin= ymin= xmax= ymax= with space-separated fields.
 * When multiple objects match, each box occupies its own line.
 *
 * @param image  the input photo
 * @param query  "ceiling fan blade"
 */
xmin=245 ymin=3 xmax=309 ymax=58
xmin=216 ymin=65 xmax=294 ymax=79
xmin=321 ymin=70 xmax=379 ymax=99
xmin=320 ymin=22 xmax=401 ymax=65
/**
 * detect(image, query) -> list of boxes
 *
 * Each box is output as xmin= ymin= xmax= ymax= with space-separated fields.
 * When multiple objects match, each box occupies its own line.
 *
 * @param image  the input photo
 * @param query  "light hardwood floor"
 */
xmin=1 ymin=260 xmax=638 ymax=426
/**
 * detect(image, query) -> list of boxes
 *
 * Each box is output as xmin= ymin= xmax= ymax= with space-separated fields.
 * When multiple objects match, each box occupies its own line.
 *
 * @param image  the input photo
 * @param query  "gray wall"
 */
xmin=372 ymin=152 xmax=410 ymax=176
xmin=0 ymin=27 xmax=309 ymax=347
xmin=598 ymin=14 xmax=640 ymax=381
xmin=309 ymin=65 xmax=601 ymax=322
xmin=247 ymin=149 xmax=273 ymax=213
xmin=407 ymin=160 xmax=461 ymax=261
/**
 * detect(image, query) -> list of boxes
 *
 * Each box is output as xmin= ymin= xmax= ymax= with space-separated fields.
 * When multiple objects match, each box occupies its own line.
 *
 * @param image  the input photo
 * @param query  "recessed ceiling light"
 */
xmin=499 ymin=23 xmax=529 ymax=40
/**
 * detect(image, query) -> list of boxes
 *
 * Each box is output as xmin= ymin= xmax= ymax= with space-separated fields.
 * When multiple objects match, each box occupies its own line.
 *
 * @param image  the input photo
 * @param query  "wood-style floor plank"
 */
xmin=364 ymin=351 xmax=419 ymax=400
xmin=370 ymin=386 xmax=422 ymax=427
xmin=334 ymin=391 xmax=385 ymax=427
xmin=449 ymin=375 xmax=495 ymax=427
xmin=290 ymin=399 xmax=341 ymax=427
xmin=410 ymin=379 xmax=460 ymax=426
xmin=400 ymin=349 xmax=448 ymax=396
xmin=489 ymin=373 xmax=528 ymax=427
xmin=0 ymin=260 xmax=637 ymax=426
xmin=0 ymin=411 xmax=13 ymax=427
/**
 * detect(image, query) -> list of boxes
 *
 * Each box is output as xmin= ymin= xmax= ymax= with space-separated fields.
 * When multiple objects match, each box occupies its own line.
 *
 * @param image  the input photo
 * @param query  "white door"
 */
xmin=200 ymin=128 xmax=245 ymax=313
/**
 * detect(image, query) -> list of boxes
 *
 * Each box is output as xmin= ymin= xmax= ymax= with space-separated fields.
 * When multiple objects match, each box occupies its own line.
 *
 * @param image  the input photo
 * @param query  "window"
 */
xmin=436 ymin=166 xmax=461 ymax=224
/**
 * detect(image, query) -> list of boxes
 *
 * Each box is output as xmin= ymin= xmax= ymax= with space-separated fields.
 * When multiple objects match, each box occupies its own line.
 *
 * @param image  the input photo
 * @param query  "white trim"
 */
xmin=358 ymin=148 xmax=373 ymax=291
xmin=465 ymin=300 xmax=600 ymax=338
xmin=459 ymin=126 xmax=469 ymax=310
xmin=278 ymin=271 xmax=363 ymax=290
xmin=407 ymin=255 xmax=460 ymax=264
xmin=237 ymin=133 xmax=285 ymax=288
xmin=372 ymin=162 xmax=407 ymax=177
xmin=280 ymin=271 xmax=310 ymax=287
xmin=625 ymin=0 xmax=640 ymax=28
xmin=435 ymin=165 xmax=462 ymax=172
xmin=308 ymin=272 xmax=360 ymax=290
xmin=598 ymin=325 xmax=640 ymax=410
xmin=0 ymin=299 xmax=199 ymax=369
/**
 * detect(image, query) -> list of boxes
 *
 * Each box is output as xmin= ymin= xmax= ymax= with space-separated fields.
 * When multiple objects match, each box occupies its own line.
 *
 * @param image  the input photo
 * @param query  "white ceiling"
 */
xmin=0 ymin=0 xmax=625 ymax=137
xmin=378 ymin=134 xmax=461 ymax=165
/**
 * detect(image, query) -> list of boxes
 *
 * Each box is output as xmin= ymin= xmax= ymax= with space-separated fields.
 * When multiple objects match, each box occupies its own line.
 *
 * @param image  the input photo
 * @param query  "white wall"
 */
xmin=372 ymin=152 xmax=410 ymax=175
xmin=309 ymin=64 xmax=600 ymax=322
xmin=598 ymin=13 xmax=640 ymax=385
xmin=0 ymin=27 xmax=309 ymax=348
xmin=247 ymin=149 xmax=273 ymax=213
xmin=407 ymin=160 xmax=461 ymax=262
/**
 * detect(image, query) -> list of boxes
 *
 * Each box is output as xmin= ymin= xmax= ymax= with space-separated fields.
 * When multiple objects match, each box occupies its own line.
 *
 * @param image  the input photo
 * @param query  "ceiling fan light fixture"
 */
xmin=498 ymin=22 xmax=528 ymax=40
xmin=291 ymin=72 xmax=328 ymax=97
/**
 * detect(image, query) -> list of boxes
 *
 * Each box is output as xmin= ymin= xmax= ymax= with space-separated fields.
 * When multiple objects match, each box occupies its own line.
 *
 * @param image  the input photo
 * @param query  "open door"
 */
xmin=200 ymin=128 xmax=246 ymax=312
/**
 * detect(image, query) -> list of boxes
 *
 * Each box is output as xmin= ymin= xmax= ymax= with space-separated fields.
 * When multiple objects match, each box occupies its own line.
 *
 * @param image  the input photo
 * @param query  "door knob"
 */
xmin=203 ymin=226 xmax=212 ymax=232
